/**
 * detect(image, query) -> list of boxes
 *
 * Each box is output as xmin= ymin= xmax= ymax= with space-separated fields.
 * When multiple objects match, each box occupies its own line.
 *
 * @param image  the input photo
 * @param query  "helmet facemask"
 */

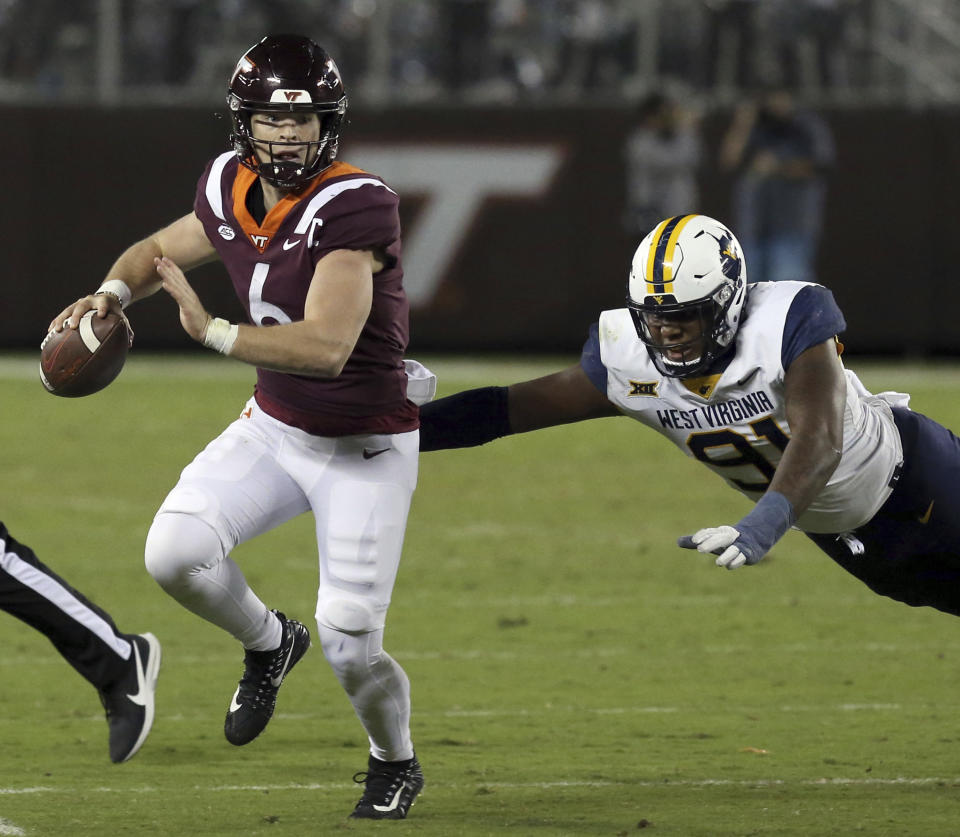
xmin=228 ymin=95 xmax=346 ymax=189
xmin=629 ymin=284 xmax=737 ymax=378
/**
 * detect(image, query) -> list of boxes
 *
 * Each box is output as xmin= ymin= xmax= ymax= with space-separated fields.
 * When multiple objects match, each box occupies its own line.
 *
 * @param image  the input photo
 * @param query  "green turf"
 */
xmin=2 ymin=353 xmax=960 ymax=836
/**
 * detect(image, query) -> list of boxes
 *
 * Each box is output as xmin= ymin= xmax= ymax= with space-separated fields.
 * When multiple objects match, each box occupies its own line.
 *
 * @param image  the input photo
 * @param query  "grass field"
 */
xmin=2 ymin=352 xmax=960 ymax=836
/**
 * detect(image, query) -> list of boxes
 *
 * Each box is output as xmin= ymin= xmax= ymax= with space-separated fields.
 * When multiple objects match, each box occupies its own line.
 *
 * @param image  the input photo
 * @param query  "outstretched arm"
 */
xmin=419 ymin=363 xmax=620 ymax=451
xmin=679 ymin=338 xmax=845 ymax=569
xmin=49 ymin=212 xmax=217 ymax=333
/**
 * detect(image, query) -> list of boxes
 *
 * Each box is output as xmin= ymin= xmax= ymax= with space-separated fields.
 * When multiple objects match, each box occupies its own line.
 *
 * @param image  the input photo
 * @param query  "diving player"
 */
xmin=418 ymin=213 xmax=960 ymax=619
xmin=49 ymin=35 xmax=425 ymax=819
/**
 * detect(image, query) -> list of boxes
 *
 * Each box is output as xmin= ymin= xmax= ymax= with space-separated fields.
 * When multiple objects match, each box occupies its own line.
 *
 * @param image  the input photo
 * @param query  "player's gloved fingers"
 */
xmin=694 ymin=526 xmax=739 ymax=554
xmin=678 ymin=529 xmax=723 ymax=552
xmin=715 ymin=545 xmax=746 ymax=569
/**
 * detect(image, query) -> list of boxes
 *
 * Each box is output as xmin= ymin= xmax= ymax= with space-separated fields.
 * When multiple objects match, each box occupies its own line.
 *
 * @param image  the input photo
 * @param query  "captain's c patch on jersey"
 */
xmin=628 ymin=380 xmax=659 ymax=397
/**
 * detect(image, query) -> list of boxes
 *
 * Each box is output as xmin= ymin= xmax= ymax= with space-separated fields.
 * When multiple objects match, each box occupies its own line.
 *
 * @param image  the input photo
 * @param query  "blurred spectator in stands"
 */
xmin=385 ymin=0 xmax=445 ymax=99
xmin=553 ymin=0 xmax=635 ymax=93
xmin=0 ymin=0 xmax=93 ymax=97
xmin=485 ymin=0 xmax=552 ymax=100
xmin=623 ymin=92 xmax=702 ymax=236
xmin=719 ymin=85 xmax=835 ymax=283
xmin=656 ymin=0 xmax=709 ymax=89
xmin=441 ymin=0 xmax=493 ymax=93
xmin=125 ymin=0 xmax=204 ymax=85
xmin=768 ymin=0 xmax=854 ymax=94
xmin=699 ymin=0 xmax=761 ymax=90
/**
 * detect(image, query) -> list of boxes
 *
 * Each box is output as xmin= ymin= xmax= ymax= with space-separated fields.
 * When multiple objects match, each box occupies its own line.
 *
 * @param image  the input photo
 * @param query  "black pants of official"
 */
xmin=0 ymin=521 xmax=130 ymax=690
xmin=808 ymin=407 xmax=960 ymax=618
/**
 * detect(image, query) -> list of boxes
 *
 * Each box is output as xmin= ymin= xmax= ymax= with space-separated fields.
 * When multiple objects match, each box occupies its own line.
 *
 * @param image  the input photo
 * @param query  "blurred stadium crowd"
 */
xmin=1 ymin=0 xmax=958 ymax=109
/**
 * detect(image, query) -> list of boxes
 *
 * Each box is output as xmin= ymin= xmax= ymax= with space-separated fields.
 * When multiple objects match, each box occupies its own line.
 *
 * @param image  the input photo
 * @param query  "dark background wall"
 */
xmin=5 ymin=105 xmax=959 ymax=355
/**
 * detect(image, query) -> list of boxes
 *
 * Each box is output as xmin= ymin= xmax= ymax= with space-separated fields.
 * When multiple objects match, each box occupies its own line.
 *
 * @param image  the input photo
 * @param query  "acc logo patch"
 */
xmin=628 ymin=380 xmax=659 ymax=397
xmin=218 ymin=224 xmax=236 ymax=241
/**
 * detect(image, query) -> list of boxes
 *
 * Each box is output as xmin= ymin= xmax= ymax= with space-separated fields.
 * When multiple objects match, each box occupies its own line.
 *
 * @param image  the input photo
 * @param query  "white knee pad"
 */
xmin=144 ymin=511 xmax=224 ymax=591
xmin=315 ymin=593 xmax=381 ymax=634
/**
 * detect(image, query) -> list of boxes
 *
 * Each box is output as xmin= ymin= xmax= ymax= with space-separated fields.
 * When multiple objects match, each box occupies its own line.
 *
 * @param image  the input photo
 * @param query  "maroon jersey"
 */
xmin=194 ymin=152 xmax=418 ymax=436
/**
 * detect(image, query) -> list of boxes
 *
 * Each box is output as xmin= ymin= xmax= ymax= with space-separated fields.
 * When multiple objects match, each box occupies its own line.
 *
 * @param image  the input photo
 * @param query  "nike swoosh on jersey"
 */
xmin=126 ymin=641 xmax=150 ymax=707
xmin=737 ymin=367 xmax=761 ymax=386
xmin=918 ymin=500 xmax=935 ymax=525
xmin=269 ymin=642 xmax=296 ymax=688
xmin=229 ymin=687 xmax=243 ymax=713
xmin=283 ymin=239 xmax=302 ymax=250
xmin=373 ymin=788 xmax=404 ymax=813
xmin=362 ymin=448 xmax=390 ymax=460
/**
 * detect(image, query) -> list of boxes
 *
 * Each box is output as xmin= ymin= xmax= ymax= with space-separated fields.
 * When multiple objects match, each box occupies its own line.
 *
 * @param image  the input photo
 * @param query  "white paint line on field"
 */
xmin=418 ymin=702 xmax=914 ymax=719
xmin=3 ymin=777 xmax=960 ymax=797
xmin=779 ymin=703 xmax=902 ymax=712
xmin=431 ymin=705 xmax=680 ymax=718
xmin=0 ymin=700 xmax=920 ymax=732
xmin=0 ymin=818 xmax=26 ymax=836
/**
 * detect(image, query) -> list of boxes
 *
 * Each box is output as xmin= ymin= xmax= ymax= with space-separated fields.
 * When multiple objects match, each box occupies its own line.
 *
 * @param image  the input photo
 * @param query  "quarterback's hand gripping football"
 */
xmin=48 ymin=292 xmax=132 ymax=344
xmin=677 ymin=490 xmax=796 ymax=570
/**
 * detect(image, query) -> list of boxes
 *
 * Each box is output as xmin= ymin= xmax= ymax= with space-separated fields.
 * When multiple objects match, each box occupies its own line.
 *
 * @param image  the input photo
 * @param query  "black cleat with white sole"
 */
xmin=224 ymin=610 xmax=310 ymax=746
xmin=350 ymin=754 xmax=424 ymax=820
xmin=99 ymin=632 xmax=162 ymax=763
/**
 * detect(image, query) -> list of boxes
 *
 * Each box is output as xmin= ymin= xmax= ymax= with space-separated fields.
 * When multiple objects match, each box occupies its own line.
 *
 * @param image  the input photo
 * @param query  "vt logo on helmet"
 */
xmin=227 ymin=34 xmax=349 ymax=189
xmin=626 ymin=214 xmax=747 ymax=378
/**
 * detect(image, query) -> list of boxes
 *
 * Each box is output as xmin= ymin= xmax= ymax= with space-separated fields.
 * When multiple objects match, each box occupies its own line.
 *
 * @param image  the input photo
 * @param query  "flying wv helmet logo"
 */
xmin=716 ymin=233 xmax=742 ymax=283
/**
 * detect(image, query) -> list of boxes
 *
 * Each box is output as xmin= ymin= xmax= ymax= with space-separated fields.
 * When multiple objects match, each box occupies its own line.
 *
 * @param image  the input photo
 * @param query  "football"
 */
xmin=39 ymin=310 xmax=131 ymax=397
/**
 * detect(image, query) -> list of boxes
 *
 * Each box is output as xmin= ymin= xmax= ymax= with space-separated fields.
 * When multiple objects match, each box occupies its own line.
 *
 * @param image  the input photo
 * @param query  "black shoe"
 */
xmin=99 ymin=632 xmax=162 ymax=763
xmin=223 ymin=611 xmax=310 ymax=746
xmin=349 ymin=754 xmax=424 ymax=820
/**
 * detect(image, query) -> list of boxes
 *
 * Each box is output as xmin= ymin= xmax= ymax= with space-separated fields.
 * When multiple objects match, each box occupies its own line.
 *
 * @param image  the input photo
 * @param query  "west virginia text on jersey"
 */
xmin=590 ymin=281 xmax=904 ymax=534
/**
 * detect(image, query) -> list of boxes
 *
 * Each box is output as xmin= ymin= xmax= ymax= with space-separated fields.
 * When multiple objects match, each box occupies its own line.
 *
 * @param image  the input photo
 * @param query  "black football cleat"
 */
xmin=99 ymin=632 xmax=162 ymax=763
xmin=350 ymin=754 xmax=424 ymax=820
xmin=224 ymin=610 xmax=310 ymax=746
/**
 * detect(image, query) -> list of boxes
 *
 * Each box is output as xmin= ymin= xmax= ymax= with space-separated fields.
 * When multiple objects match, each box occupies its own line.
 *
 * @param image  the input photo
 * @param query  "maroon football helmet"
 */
xmin=227 ymin=34 xmax=348 ymax=188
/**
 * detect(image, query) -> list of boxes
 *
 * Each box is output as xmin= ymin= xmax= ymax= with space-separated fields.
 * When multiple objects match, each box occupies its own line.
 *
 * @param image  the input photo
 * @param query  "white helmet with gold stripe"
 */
xmin=626 ymin=214 xmax=747 ymax=378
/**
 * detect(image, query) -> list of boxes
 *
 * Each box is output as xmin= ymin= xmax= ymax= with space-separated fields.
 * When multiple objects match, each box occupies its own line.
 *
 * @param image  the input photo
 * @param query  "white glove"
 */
xmin=679 ymin=526 xmax=750 ymax=569
xmin=678 ymin=492 xmax=796 ymax=570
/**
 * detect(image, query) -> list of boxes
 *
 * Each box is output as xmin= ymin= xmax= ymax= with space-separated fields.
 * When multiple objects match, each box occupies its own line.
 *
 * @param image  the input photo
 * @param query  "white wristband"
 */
xmin=202 ymin=317 xmax=239 ymax=355
xmin=95 ymin=279 xmax=132 ymax=309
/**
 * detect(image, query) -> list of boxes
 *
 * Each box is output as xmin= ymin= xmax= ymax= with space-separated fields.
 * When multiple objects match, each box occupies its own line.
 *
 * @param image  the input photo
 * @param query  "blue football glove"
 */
xmin=677 ymin=491 xmax=796 ymax=570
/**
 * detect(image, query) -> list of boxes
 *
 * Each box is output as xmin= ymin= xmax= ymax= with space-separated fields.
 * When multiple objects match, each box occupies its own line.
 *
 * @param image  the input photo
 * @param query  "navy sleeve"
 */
xmin=781 ymin=285 xmax=846 ymax=370
xmin=418 ymin=387 xmax=511 ymax=451
xmin=579 ymin=323 xmax=608 ymax=394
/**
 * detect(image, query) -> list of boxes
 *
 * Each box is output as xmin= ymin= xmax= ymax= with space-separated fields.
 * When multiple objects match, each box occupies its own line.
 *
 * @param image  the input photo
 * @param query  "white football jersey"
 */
xmin=593 ymin=282 xmax=905 ymax=534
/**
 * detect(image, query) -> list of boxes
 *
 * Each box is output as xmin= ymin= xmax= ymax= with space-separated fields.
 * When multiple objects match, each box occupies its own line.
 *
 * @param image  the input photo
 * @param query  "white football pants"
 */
xmin=144 ymin=397 xmax=418 ymax=761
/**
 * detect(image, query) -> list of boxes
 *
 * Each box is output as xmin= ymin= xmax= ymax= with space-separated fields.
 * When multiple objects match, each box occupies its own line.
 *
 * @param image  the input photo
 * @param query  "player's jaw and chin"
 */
xmin=648 ymin=324 xmax=706 ymax=369
xmin=249 ymin=112 xmax=321 ymax=189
